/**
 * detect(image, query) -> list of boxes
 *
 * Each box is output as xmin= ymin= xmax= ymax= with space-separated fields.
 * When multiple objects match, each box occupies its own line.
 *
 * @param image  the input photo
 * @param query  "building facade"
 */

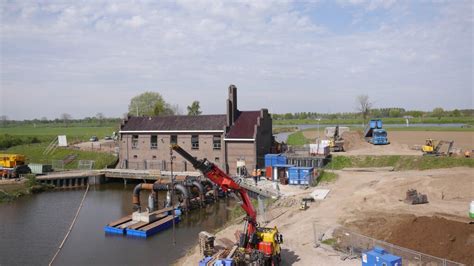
xmin=118 ymin=85 xmax=272 ymax=175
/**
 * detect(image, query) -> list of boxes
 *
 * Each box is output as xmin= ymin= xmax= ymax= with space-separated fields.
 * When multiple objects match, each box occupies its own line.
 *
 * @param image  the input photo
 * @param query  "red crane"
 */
xmin=171 ymin=144 xmax=257 ymax=244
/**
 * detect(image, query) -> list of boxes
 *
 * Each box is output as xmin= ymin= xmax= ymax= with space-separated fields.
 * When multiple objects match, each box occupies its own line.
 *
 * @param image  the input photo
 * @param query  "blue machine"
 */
xmin=364 ymin=119 xmax=389 ymax=145
xmin=371 ymin=129 xmax=389 ymax=145
xmin=362 ymin=247 xmax=402 ymax=266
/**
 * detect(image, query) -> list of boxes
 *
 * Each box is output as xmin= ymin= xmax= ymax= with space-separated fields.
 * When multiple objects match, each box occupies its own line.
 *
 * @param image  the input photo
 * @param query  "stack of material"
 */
xmin=404 ymin=189 xmax=428 ymax=205
xmin=309 ymin=141 xmax=330 ymax=157
xmin=199 ymin=231 xmax=216 ymax=257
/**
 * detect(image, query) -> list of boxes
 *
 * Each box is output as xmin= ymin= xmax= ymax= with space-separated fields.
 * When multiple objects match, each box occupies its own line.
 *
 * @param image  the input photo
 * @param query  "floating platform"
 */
xmin=104 ymin=207 xmax=181 ymax=238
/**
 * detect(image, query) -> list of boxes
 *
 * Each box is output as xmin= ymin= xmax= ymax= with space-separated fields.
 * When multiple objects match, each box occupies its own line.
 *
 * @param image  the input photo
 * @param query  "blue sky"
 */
xmin=0 ymin=0 xmax=472 ymax=120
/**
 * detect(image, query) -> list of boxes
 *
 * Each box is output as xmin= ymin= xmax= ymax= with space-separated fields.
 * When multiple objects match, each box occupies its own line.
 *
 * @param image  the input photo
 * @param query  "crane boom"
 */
xmin=171 ymin=144 xmax=257 ymax=233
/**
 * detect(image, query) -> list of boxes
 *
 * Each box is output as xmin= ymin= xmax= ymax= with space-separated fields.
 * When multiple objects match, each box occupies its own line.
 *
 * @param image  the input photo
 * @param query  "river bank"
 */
xmin=0 ymin=176 xmax=54 ymax=203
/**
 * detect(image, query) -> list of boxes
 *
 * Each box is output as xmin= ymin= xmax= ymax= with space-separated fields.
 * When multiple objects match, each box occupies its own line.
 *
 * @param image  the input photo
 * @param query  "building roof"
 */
xmin=120 ymin=115 xmax=227 ymax=132
xmin=226 ymin=111 xmax=261 ymax=139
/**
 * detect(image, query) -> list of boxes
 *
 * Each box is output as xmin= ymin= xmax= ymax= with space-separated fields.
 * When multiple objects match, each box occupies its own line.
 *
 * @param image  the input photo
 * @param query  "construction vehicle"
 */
xmin=0 ymin=154 xmax=31 ymax=179
xmin=404 ymin=189 xmax=428 ymax=205
xmin=364 ymin=119 xmax=389 ymax=145
xmin=421 ymin=139 xmax=454 ymax=156
xmin=171 ymin=144 xmax=283 ymax=265
xmin=327 ymin=125 xmax=346 ymax=152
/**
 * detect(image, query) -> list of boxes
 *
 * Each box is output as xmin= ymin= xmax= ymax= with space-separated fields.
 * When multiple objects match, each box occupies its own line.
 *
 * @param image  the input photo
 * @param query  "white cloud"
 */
xmin=123 ymin=15 xmax=146 ymax=28
xmin=0 ymin=0 xmax=472 ymax=119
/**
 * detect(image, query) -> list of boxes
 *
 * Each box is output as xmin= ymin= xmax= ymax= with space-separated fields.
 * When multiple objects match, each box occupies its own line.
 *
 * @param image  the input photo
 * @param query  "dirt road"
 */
xmin=303 ymin=129 xmax=473 ymax=156
xmin=176 ymin=167 xmax=473 ymax=265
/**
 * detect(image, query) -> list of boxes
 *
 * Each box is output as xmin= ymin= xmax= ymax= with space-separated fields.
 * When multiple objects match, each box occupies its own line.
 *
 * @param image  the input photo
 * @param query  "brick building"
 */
xmin=118 ymin=85 xmax=272 ymax=175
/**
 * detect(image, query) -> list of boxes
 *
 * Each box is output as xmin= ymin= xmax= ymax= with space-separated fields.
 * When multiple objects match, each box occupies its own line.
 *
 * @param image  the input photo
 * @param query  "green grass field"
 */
xmin=6 ymin=143 xmax=117 ymax=169
xmin=287 ymin=131 xmax=310 ymax=145
xmin=0 ymin=126 xmax=116 ymax=141
xmin=325 ymin=155 xmax=474 ymax=170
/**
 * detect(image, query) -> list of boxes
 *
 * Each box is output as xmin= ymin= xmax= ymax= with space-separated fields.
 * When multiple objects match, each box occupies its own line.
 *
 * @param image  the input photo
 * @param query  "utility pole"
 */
xmin=170 ymin=147 xmax=176 ymax=245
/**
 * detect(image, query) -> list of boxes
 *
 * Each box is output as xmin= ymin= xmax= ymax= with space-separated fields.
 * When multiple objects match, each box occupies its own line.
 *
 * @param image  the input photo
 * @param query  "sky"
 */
xmin=0 ymin=0 xmax=473 ymax=120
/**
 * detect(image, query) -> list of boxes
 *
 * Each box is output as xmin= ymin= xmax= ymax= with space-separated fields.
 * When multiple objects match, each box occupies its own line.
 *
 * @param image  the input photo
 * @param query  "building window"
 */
xmin=191 ymin=135 xmax=199 ymax=150
xmin=133 ymin=155 xmax=138 ymax=159
xmin=150 ymin=135 xmax=158 ymax=149
xmin=170 ymin=135 xmax=177 ymax=145
xmin=152 ymin=155 xmax=157 ymax=159
xmin=213 ymin=135 xmax=221 ymax=150
xmin=132 ymin=135 xmax=139 ymax=149
xmin=215 ymin=157 xmax=220 ymax=163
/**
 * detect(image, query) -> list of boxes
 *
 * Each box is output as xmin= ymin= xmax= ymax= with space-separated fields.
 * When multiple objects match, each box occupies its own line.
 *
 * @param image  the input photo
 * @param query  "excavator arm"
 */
xmin=170 ymin=144 xmax=257 ymax=235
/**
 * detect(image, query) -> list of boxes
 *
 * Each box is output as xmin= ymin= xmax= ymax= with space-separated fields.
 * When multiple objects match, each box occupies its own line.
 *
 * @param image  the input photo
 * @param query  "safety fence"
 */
xmin=121 ymin=160 xmax=226 ymax=173
xmin=313 ymin=223 xmax=464 ymax=266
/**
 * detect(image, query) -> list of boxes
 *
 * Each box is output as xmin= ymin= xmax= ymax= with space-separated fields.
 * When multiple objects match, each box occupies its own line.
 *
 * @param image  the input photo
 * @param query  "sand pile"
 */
xmin=345 ymin=214 xmax=474 ymax=264
xmin=341 ymin=131 xmax=370 ymax=151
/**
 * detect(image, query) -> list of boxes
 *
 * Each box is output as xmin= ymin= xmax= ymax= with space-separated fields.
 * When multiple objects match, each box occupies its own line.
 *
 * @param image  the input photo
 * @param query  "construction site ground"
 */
xmin=302 ymin=130 xmax=473 ymax=155
xmin=175 ymin=167 xmax=474 ymax=266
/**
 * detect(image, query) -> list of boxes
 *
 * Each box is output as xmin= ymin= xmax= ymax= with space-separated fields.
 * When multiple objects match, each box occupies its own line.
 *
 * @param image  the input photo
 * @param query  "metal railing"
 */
xmin=313 ymin=223 xmax=465 ymax=266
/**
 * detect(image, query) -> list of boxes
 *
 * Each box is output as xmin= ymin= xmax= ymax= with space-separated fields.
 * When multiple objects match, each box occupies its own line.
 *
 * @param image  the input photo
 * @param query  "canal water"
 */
xmin=0 ymin=183 xmax=236 ymax=266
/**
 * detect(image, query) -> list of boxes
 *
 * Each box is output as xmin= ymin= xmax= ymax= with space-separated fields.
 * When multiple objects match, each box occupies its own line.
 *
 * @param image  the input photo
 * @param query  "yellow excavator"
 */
xmin=422 ymin=139 xmax=454 ymax=156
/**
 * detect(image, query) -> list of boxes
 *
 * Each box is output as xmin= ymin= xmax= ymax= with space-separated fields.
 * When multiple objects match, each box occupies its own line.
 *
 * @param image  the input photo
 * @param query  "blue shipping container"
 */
xmin=264 ymin=154 xmax=274 ymax=167
xmin=199 ymin=257 xmax=213 ymax=266
xmin=298 ymin=167 xmax=314 ymax=185
xmin=362 ymin=247 xmax=402 ymax=266
xmin=288 ymin=167 xmax=299 ymax=179
xmin=265 ymin=154 xmax=282 ymax=167
xmin=277 ymin=155 xmax=287 ymax=165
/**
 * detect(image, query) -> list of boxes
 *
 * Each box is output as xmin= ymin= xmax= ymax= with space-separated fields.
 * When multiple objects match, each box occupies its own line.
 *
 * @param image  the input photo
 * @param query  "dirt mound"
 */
xmin=346 ymin=214 xmax=474 ymax=264
xmin=341 ymin=131 xmax=370 ymax=151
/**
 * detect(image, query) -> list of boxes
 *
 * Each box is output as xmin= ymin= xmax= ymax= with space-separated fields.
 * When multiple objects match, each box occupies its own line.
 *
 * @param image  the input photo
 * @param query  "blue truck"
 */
xmin=364 ymin=119 xmax=389 ymax=145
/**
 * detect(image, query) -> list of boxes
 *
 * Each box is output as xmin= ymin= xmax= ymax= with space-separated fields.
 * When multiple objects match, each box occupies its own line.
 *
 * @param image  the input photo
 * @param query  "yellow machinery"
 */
xmin=0 ymin=154 xmax=26 ymax=168
xmin=422 ymin=139 xmax=454 ymax=156
xmin=0 ymin=154 xmax=30 ymax=179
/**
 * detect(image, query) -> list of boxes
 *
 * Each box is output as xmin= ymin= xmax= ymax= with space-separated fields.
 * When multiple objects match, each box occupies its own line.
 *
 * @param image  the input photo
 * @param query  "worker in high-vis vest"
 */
xmin=252 ymin=169 xmax=258 ymax=186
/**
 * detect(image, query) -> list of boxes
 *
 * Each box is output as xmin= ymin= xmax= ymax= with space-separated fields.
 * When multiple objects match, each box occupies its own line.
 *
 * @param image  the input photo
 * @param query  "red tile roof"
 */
xmin=226 ymin=111 xmax=261 ymax=139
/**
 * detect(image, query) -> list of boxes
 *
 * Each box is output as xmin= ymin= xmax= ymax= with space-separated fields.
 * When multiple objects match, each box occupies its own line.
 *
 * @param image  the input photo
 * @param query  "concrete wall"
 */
xmin=225 ymin=141 xmax=256 ymax=176
xmin=119 ymin=133 xmax=225 ymax=171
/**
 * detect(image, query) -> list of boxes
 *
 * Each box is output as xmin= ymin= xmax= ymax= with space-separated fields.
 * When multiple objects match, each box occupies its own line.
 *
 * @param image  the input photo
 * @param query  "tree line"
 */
xmin=271 ymin=108 xmax=472 ymax=121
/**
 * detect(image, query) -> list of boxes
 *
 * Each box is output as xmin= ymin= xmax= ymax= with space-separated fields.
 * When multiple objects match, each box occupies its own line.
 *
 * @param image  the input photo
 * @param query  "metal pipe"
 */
xmin=132 ymin=183 xmax=154 ymax=211
xmin=174 ymin=183 xmax=189 ymax=210
xmin=191 ymin=181 xmax=205 ymax=205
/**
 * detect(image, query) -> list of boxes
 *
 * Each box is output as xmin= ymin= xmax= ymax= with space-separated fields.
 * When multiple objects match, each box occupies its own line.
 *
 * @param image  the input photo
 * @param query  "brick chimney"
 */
xmin=227 ymin=85 xmax=238 ymax=126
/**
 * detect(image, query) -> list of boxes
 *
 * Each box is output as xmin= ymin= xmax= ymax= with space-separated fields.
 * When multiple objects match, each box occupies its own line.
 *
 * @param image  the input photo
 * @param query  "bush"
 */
xmin=0 ymin=134 xmax=45 ymax=149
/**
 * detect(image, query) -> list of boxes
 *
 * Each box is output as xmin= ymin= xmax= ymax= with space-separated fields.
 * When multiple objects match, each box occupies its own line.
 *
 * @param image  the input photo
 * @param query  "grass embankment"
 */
xmin=272 ymin=127 xmax=298 ymax=134
xmin=287 ymin=131 xmax=310 ymax=145
xmin=273 ymin=116 xmax=474 ymax=126
xmin=0 ymin=126 xmax=116 ymax=149
xmin=0 ymin=175 xmax=54 ymax=203
xmin=7 ymin=143 xmax=117 ymax=169
xmin=326 ymin=155 xmax=474 ymax=171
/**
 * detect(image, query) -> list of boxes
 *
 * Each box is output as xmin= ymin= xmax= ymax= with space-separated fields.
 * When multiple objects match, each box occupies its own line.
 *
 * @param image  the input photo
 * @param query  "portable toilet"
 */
xmin=362 ymin=247 xmax=402 ymax=266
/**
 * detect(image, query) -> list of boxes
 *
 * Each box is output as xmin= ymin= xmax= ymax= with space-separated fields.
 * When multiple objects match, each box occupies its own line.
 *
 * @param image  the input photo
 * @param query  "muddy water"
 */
xmin=0 ymin=183 xmax=235 ymax=266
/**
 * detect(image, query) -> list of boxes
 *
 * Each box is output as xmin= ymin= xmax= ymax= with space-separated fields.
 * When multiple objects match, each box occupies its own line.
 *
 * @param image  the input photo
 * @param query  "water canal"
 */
xmin=0 ymin=183 xmax=236 ymax=265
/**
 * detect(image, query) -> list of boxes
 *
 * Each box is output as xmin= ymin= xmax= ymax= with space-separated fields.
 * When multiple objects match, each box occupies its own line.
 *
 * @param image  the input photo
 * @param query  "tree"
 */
xmin=128 ymin=92 xmax=174 ymax=116
xmin=356 ymin=94 xmax=372 ymax=123
xmin=0 ymin=115 xmax=8 ymax=126
xmin=96 ymin=112 xmax=105 ymax=125
xmin=389 ymin=108 xmax=401 ymax=118
xmin=452 ymin=109 xmax=461 ymax=117
xmin=432 ymin=107 xmax=444 ymax=119
xmin=60 ymin=113 xmax=72 ymax=126
xmin=187 ymin=101 xmax=202 ymax=116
